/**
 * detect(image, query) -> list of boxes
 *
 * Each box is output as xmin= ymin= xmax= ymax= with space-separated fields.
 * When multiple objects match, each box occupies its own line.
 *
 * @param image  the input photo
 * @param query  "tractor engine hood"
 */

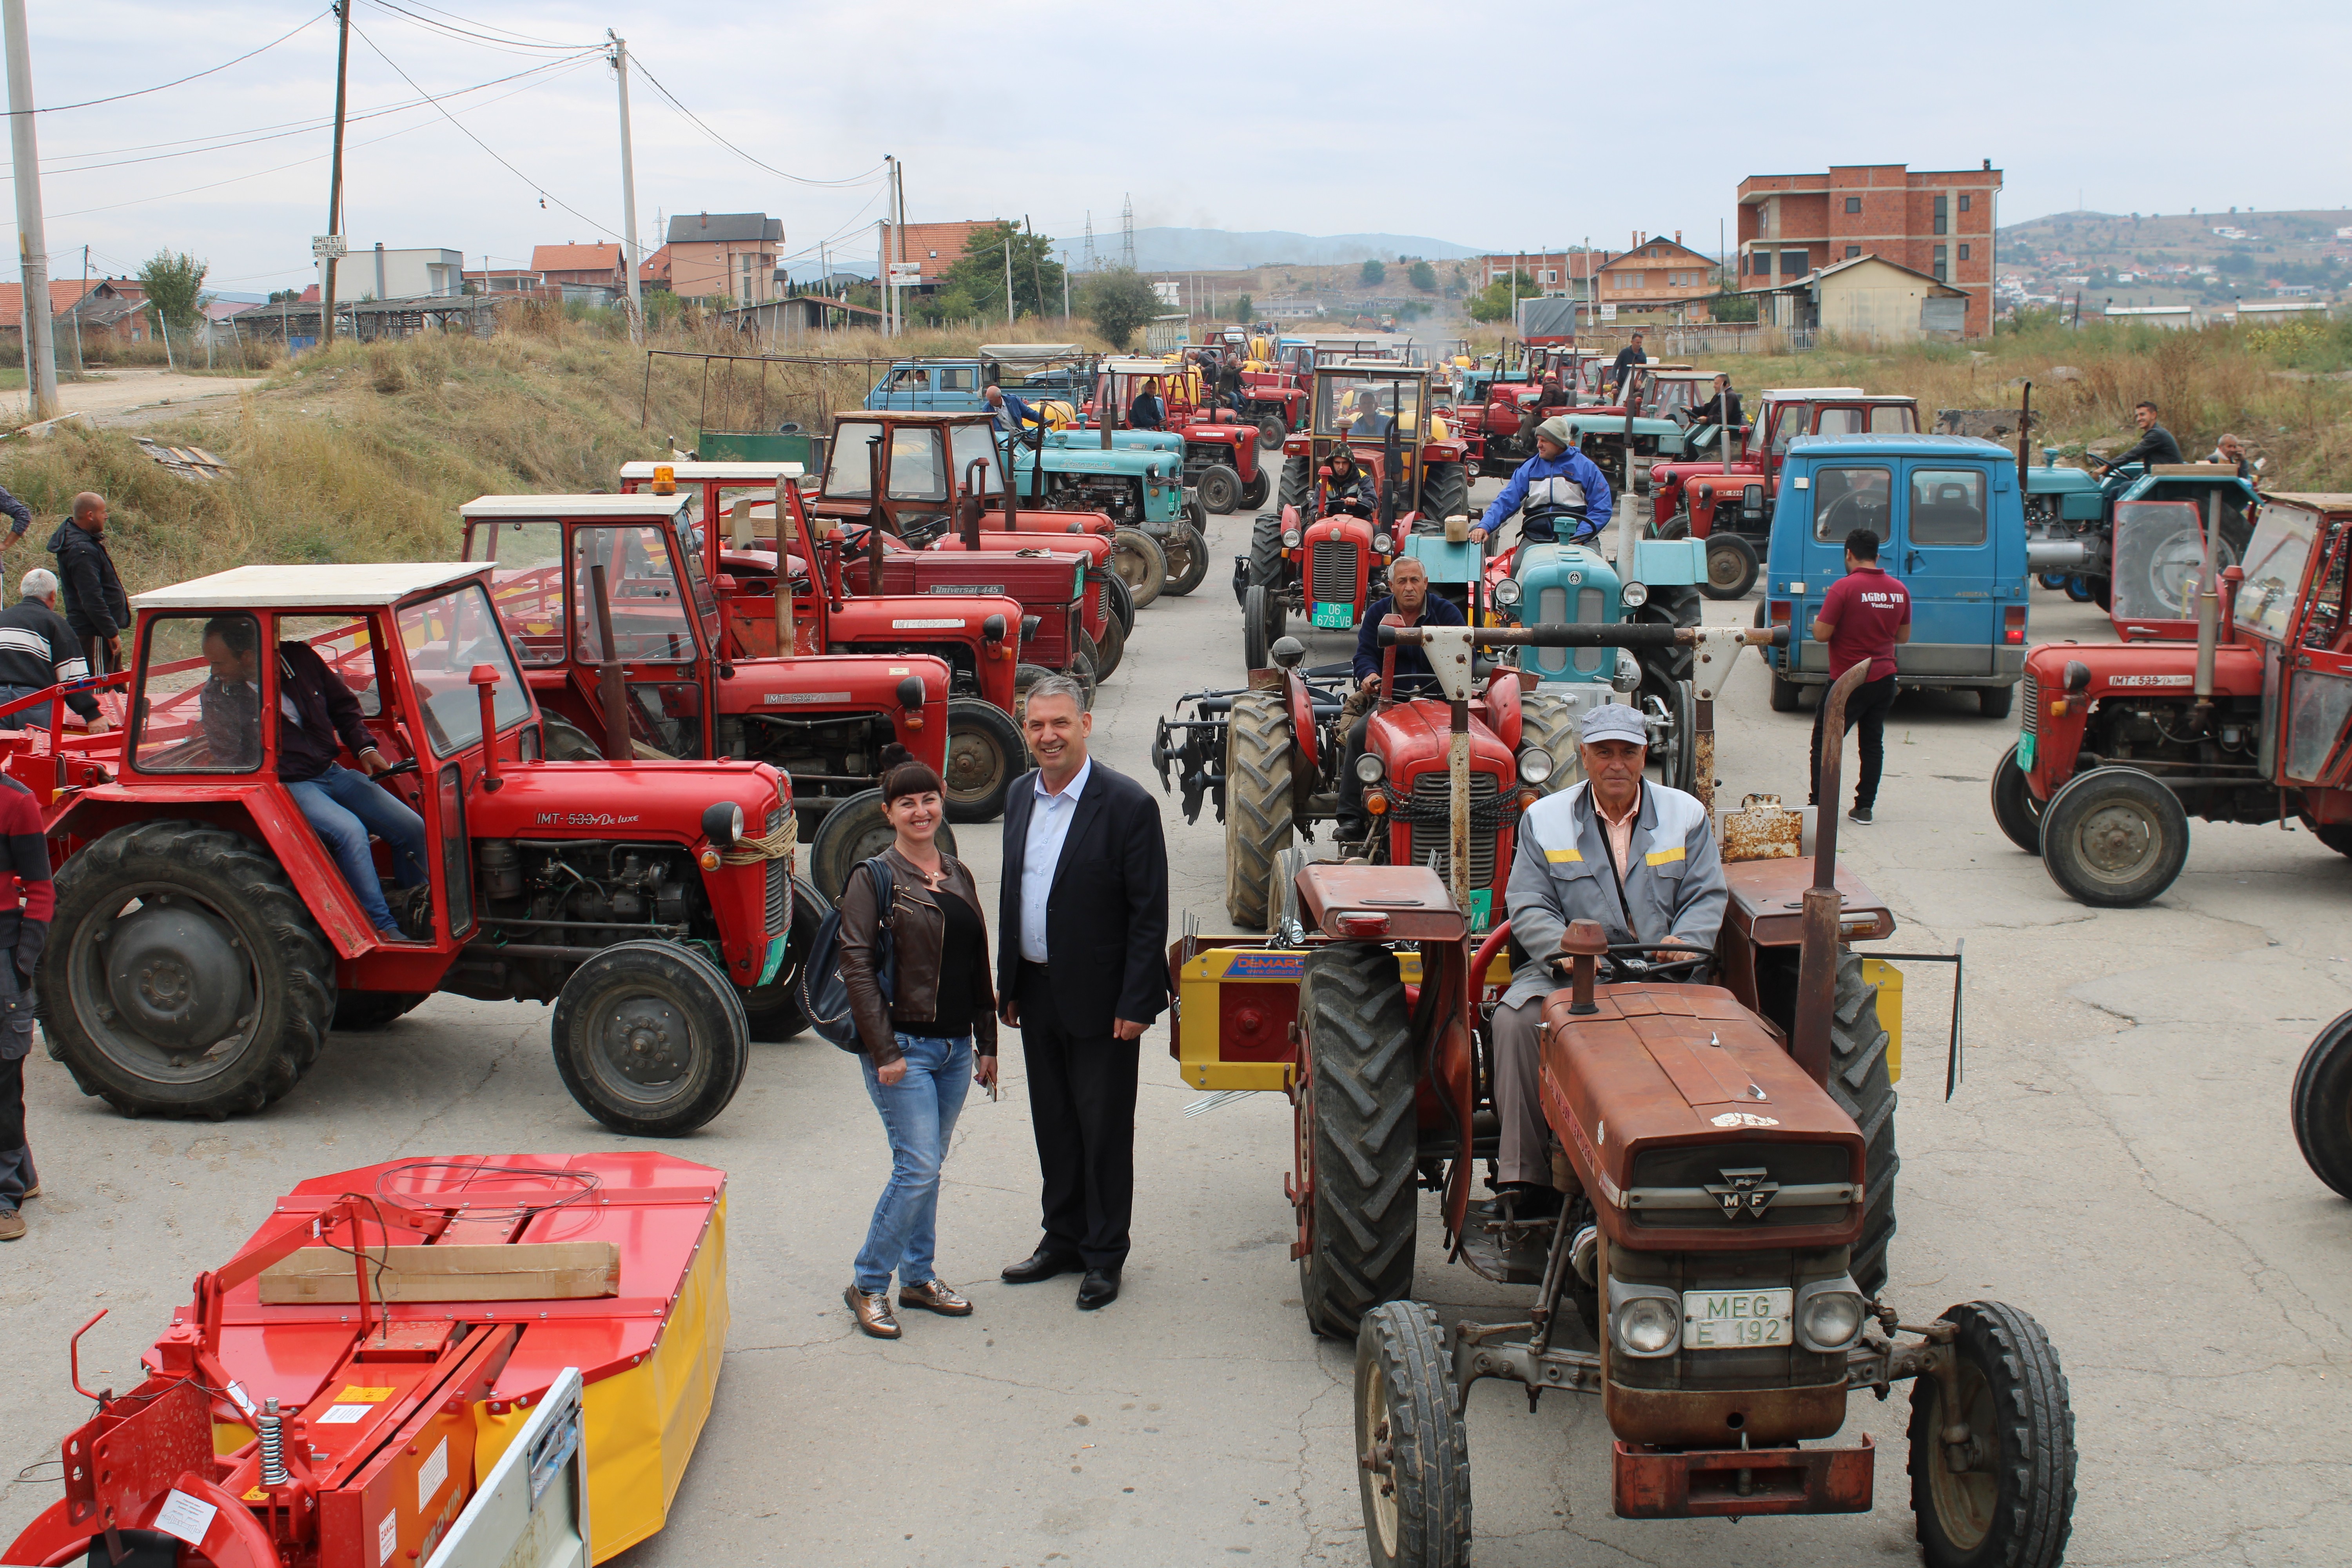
xmin=847 ymin=552 xmax=1088 ymax=608
xmin=723 ymin=649 xmax=953 ymax=712
xmin=1539 ymin=982 xmax=1866 ymax=1256
xmin=1028 ymin=440 xmax=1180 ymax=477
xmin=473 ymin=758 xmax=789 ymax=845
xmin=1364 ymin=699 xmax=1515 ymax=779
xmin=2022 ymin=639 xmax=2263 ymax=697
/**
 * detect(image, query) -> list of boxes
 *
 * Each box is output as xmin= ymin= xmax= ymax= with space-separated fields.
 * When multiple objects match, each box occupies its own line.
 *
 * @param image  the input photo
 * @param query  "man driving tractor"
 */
xmin=1335 ymin=555 xmax=1464 ymax=838
xmin=1488 ymin=702 xmax=1729 ymax=1218
xmin=1470 ymin=415 xmax=1615 ymax=552
xmin=1321 ymin=445 xmax=1379 ymax=515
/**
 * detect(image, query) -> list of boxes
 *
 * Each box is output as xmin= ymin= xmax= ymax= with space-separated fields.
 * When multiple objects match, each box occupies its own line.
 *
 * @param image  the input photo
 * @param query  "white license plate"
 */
xmin=1682 ymin=1288 xmax=1792 ymax=1350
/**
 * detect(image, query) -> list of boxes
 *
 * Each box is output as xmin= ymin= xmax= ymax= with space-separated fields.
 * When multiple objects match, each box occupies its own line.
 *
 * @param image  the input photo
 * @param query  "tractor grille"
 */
xmin=1096 ymin=579 xmax=1109 ymax=626
xmin=764 ymin=808 xmax=791 ymax=934
xmin=1404 ymin=772 xmax=1504 ymax=889
xmin=2019 ymin=667 xmax=2039 ymax=736
xmin=1311 ymin=539 xmax=1360 ymax=605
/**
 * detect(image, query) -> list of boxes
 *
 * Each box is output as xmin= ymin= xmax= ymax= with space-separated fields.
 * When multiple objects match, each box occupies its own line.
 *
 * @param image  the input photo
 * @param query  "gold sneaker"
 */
xmin=898 ymin=1279 xmax=973 ymax=1317
xmin=0 ymin=1209 xmax=23 ymax=1241
xmin=844 ymin=1284 xmax=900 ymax=1339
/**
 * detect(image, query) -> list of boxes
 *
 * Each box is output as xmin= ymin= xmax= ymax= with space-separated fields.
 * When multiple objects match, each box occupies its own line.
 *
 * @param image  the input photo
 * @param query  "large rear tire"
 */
xmin=1420 ymin=462 xmax=1469 ymax=529
xmin=1243 ymin=585 xmax=1273 ymax=673
xmin=1298 ymin=942 xmax=1417 ymax=1338
xmin=1702 ymin=534 xmax=1759 ymax=600
xmin=1829 ymin=948 xmax=1900 ymax=1297
xmin=40 ymin=821 xmax=336 ymax=1120
xmin=1111 ymin=528 xmax=1166 ymax=610
xmin=1277 ymin=454 xmax=1313 ymax=514
xmin=1990 ymin=743 xmax=2043 ymax=855
xmin=551 ymin=940 xmax=748 ymax=1137
xmin=1163 ymin=521 xmax=1210 ymax=597
xmin=744 ymin=876 xmax=826 ymax=1042
xmin=943 ymin=697 xmax=1025 ymax=823
xmin=1222 ymin=690 xmax=1294 ymax=929
xmin=1247 ymin=512 xmax=1285 ymax=593
xmin=2293 ymin=1011 xmax=2352 ymax=1198
xmin=2041 ymin=767 xmax=2187 ymax=908
xmin=807 ymin=788 xmax=959 ymax=903
xmin=1197 ymin=463 xmax=1241 ymax=515
xmin=1907 ymin=1301 xmax=2078 ymax=1568
xmin=1354 ymin=1301 xmax=1472 ymax=1568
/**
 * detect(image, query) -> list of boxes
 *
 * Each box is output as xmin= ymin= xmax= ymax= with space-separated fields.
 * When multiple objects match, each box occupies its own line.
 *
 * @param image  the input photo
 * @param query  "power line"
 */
xmin=390 ymin=0 xmax=582 ymax=48
xmin=363 ymin=0 xmax=599 ymax=57
xmin=32 ymin=10 xmax=330 ymax=114
xmin=627 ymin=55 xmax=884 ymax=190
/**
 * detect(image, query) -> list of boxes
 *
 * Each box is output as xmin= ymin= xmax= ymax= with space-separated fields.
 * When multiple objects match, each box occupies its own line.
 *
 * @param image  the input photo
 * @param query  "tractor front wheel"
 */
xmin=744 ymin=876 xmax=827 ymax=1042
xmin=943 ymin=698 xmax=1026 ymax=823
xmin=1829 ymin=948 xmax=1900 ymax=1296
xmin=1907 ymin=1301 xmax=2078 ymax=1568
xmin=552 ymin=940 xmax=749 ymax=1137
xmin=1702 ymin=534 xmax=1759 ymax=600
xmin=1240 ymin=468 xmax=1270 ymax=510
xmin=1991 ymin=744 xmax=2043 ymax=854
xmin=41 ymin=821 xmax=336 ymax=1120
xmin=1518 ymin=693 xmax=1579 ymax=795
xmin=806 ymin=788 xmax=960 ymax=903
xmin=1246 ymin=512 xmax=1285 ymax=596
xmin=2042 ymin=767 xmax=2188 ymax=908
xmin=1633 ymin=583 xmax=1704 ymax=699
xmin=1197 ymin=463 xmax=1241 ymax=515
xmin=1110 ymin=529 xmax=1166 ymax=609
xmin=1354 ymin=1301 xmax=1472 ymax=1568
xmin=1259 ymin=412 xmax=1288 ymax=451
xmin=2294 ymin=1011 xmax=2352 ymax=1198
xmin=1163 ymin=521 xmax=1211 ymax=597
xmin=1299 ymin=942 xmax=1417 ymax=1338
xmin=1223 ymin=690 xmax=1295 ymax=929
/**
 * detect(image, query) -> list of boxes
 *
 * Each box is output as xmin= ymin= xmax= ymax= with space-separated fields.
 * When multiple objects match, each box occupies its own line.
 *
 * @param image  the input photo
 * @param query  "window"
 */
xmin=886 ymin=426 xmax=949 ymax=501
xmin=468 ymin=520 xmax=566 ymax=665
xmin=1933 ymin=194 xmax=1948 ymax=236
xmin=1869 ymin=404 xmax=1917 ymax=434
xmin=1958 ymin=194 xmax=1971 ymax=213
xmin=1750 ymin=252 xmax=1768 ymax=274
xmin=1812 ymin=467 xmax=1894 ymax=543
xmin=1933 ymin=245 xmax=1948 ymax=282
xmin=1542 ymin=269 xmax=1557 ymax=283
xmin=1780 ymin=250 xmax=1809 ymax=276
xmin=132 ymin=612 xmax=264 ymax=774
xmin=1846 ymin=245 xmax=1862 ymax=259
xmin=949 ymin=421 xmax=1003 ymax=495
xmin=1845 ymin=196 xmax=1862 ymax=214
xmin=1621 ymin=272 xmax=1645 ymax=289
xmin=572 ymin=526 xmax=694 ymax=666
xmin=281 ymin=615 xmax=383 ymax=717
xmin=1907 ymin=468 xmax=1987 ymax=546
xmin=397 ymin=586 xmax=532 ymax=758
xmin=1958 ymin=243 xmax=1971 ymax=261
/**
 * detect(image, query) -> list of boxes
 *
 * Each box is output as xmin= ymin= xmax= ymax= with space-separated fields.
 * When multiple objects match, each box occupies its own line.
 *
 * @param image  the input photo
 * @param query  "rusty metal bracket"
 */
xmin=1450 ymin=1318 xmax=1603 ymax=1401
xmin=1868 ymin=943 xmax=1968 ymax=1099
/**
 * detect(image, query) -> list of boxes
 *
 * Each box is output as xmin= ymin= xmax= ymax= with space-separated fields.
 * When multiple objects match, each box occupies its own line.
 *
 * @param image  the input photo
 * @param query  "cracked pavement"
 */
xmin=4 ymin=479 xmax=2349 ymax=1566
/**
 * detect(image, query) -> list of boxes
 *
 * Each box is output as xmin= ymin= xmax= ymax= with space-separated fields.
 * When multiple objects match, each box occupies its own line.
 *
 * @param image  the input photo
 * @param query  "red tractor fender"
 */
xmin=1481 ymin=668 xmax=1524 ymax=753
xmin=1282 ymin=669 xmax=1320 ymax=820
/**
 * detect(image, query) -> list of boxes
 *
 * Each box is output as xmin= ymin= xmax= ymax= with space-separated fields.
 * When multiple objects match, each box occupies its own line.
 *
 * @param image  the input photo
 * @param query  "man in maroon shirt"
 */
xmin=1808 ymin=528 xmax=1910 ymax=824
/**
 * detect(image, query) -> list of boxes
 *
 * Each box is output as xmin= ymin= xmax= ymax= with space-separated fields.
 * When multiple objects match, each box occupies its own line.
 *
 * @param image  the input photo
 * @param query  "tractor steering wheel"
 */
xmin=1551 ymin=940 xmax=1714 ymax=984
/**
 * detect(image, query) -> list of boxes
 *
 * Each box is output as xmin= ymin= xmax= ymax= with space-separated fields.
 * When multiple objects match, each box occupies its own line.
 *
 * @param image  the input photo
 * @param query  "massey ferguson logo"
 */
xmin=1706 ymin=1167 xmax=1780 ymax=1220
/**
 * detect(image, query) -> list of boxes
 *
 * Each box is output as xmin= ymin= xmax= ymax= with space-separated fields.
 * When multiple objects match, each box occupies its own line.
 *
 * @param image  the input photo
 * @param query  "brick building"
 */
xmin=876 ymin=221 xmax=996 ymax=294
xmin=1470 ymin=252 xmax=1598 ymax=293
xmin=1594 ymin=233 xmax=1719 ymax=320
xmin=530 ymin=243 xmax=624 ymax=290
xmin=663 ymin=213 xmax=783 ymax=303
xmin=1736 ymin=162 xmax=2002 ymax=337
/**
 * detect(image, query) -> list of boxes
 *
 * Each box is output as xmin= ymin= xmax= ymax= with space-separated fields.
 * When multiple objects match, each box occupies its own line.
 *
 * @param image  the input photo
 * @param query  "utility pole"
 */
xmin=607 ymin=32 xmax=644 ymax=343
xmin=1004 ymin=224 xmax=1015 ymax=325
xmin=1026 ymin=216 xmax=1045 ymax=335
xmin=4 ymin=0 xmax=58 ymax=419
xmin=73 ymin=244 xmax=86 ymax=371
xmin=321 ymin=0 xmax=352 ymax=348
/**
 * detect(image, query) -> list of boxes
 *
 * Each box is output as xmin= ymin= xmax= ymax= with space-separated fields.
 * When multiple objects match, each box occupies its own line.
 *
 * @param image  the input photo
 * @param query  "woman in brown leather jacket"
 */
xmin=837 ymin=746 xmax=999 ymax=1339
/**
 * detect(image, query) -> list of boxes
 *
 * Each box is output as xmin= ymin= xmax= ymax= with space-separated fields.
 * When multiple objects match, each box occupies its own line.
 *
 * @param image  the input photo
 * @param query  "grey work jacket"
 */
xmin=1501 ymin=779 xmax=1729 ymax=1009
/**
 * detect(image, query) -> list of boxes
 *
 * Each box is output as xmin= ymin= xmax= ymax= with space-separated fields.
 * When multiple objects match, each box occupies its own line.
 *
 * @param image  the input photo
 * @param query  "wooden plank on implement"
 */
xmin=259 ymin=1241 xmax=619 ymax=1303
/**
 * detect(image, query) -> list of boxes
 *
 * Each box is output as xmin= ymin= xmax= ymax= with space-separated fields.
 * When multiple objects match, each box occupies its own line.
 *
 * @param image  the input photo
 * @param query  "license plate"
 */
xmin=1310 ymin=603 xmax=1356 ymax=629
xmin=1682 ymin=1288 xmax=1791 ymax=1350
xmin=2016 ymin=733 xmax=2036 ymax=770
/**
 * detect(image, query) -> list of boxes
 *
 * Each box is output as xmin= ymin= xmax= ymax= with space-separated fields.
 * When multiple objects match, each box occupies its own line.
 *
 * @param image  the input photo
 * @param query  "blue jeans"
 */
xmin=853 ymin=1033 xmax=973 ymax=1294
xmin=0 ymin=683 xmax=50 ymax=731
xmin=287 ymin=764 xmax=429 ymax=935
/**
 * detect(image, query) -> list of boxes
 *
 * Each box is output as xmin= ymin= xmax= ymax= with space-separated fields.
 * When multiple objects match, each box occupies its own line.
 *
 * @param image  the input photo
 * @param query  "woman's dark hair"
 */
xmin=878 ymin=742 xmax=944 ymax=804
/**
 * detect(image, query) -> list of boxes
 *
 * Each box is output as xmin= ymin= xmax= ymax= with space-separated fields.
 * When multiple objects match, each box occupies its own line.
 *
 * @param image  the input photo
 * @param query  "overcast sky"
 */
xmin=13 ymin=0 xmax=2350 ymax=294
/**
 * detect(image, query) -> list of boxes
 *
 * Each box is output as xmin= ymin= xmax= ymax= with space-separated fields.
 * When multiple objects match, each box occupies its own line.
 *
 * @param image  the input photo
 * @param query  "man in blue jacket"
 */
xmin=1472 ymin=417 xmax=1614 ymax=557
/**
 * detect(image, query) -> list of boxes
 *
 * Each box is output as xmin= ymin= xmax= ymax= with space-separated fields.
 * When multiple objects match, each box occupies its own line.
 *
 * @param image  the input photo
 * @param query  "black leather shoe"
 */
xmin=1001 ymin=1247 xmax=1082 ymax=1285
xmin=1076 ymin=1268 xmax=1121 ymax=1310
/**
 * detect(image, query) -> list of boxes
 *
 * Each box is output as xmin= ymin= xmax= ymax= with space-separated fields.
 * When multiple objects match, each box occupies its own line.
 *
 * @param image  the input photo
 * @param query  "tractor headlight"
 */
xmin=1493 ymin=578 xmax=1523 ymax=610
xmin=1283 ymin=528 xmax=1302 ymax=548
xmin=1516 ymin=746 xmax=1554 ymax=785
xmin=1354 ymin=752 xmax=1385 ymax=784
xmin=1373 ymin=532 xmax=1394 ymax=554
xmin=702 ymin=801 xmax=745 ymax=851
xmin=1621 ymin=579 xmax=1650 ymax=609
xmin=1608 ymin=1281 xmax=1681 ymax=1358
xmin=1612 ymin=650 xmax=1642 ymax=693
xmin=1794 ymin=1278 xmax=1867 ymax=1352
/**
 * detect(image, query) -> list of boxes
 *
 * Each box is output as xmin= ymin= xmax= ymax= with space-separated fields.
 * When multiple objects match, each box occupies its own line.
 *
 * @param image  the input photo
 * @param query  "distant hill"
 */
xmin=1998 ymin=207 xmax=2352 ymax=266
xmin=1121 ymin=228 xmax=1481 ymax=271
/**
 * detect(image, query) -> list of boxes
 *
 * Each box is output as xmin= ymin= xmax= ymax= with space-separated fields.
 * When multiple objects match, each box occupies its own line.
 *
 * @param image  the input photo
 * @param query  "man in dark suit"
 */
xmin=997 ymin=673 xmax=1170 ymax=1309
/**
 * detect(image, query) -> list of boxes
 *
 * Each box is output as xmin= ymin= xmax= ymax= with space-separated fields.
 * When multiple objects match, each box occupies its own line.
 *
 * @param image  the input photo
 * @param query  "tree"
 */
xmin=139 ymin=249 xmax=208 ymax=339
xmin=1232 ymin=293 xmax=1253 ymax=323
xmin=267 ymin=288 xmax=300 ymax=304
xmin=1083 ymin=267 xmax=1162 ymax=350
xmin=1465 ymin=269 xmax=1537 ymax=323
xmin=1408 ymin=260 xmax=1437 ymax=293
xmin=918 ymin=220 xmax=1065 ymax=326
xmin=1360 ymin=258 xmax=1387 ymax=287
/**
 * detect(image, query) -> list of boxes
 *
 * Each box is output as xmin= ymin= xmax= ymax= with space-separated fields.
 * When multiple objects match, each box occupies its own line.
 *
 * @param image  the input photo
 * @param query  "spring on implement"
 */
xmin=258 ymin=1397 xmax=286 ymax=1485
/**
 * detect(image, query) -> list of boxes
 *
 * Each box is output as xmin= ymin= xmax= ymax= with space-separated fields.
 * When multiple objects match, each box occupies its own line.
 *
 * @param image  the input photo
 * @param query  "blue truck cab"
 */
xmin=1761 ymin=434 xmax=2029 ymax=717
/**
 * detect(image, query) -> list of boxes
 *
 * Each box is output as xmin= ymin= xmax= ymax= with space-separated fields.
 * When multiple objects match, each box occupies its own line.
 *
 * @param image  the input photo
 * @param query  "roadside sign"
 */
xmin=312 ymin=234 xmax=347 ymax=260
xmin=886 ymin=262 xmax=920 ymax=285
xmin=1599 ymin=303 xmax=1619 ymax=322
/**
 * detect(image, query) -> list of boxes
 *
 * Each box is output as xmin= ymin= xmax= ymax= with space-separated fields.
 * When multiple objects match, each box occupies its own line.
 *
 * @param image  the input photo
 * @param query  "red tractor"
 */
xmin=1169 ymin=629 xmax=2074 ymax=1568
xmin=11 ymin=563 xmax=792 ymax=1130
xmin=1079 ymin=356 xmax=1270 ymax=515
xmin=1239 ymin=364 xmax=1474 ymax=661
xmin=1996 ymin=489 xmax=2352 ymax=907
xmin=1649 ymin=389 xmax=1921 ymax=599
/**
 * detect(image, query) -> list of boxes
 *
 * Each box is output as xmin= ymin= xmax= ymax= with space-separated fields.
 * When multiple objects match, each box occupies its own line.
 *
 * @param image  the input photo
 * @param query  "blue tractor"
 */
xmin=2025 ymin=448 xmax=2259 ymax=610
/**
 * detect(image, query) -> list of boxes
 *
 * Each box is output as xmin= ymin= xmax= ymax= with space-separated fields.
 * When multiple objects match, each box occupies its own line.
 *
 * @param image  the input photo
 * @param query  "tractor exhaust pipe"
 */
xmin=2192 ymin=489 xmax=2221 ymax=720
xmin=1793 ymin=662 xmax=1871 ymax=1087
xmin=588 ymin=561 xmax=631 ymax=762
xmin=773 ymin=475 xmax=797 ymax=658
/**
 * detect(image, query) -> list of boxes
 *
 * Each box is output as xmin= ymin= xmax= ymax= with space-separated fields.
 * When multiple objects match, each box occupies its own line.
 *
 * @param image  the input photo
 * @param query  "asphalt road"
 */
xmin=4 ymin=475 xmax=2349 ymax=1568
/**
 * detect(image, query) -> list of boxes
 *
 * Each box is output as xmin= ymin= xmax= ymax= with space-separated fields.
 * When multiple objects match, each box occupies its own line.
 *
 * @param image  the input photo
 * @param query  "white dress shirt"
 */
xmin=1018 ymin=756 xmax=1091 ymax=964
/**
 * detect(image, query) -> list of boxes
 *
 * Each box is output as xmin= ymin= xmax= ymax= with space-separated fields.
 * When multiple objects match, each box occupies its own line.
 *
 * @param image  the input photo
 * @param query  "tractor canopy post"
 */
xmin=469 ymin=665 xmax=504 ymax=791
xmin=2192 ymin=488 xmax=2221 ymax=721
xmin=773 ymin=477 xmax=797 ymax=656
xmin=589 ymin=561 xmax=631 ymax=762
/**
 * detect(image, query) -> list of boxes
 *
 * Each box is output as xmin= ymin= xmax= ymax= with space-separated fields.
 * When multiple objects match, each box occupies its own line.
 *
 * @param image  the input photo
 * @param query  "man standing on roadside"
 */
xmin=997 ymin=675 xmax=1169 ymax=1310
xmin=47 ymin=494 xmax=127 ymax=673
xmin=1610 ymin=331 xmax=1648 ymax=397
xmin=0 ymin=570 xmax=114 ymax=733
xmin=1808 ymin=528 xmax=1910 ymax=825
xmin=0 ymin=759 xmax=51 ymax=1241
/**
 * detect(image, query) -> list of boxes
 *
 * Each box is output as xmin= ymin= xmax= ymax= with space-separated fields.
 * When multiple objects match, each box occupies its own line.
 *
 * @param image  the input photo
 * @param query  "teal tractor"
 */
xmin=2025 ymin=448 xmax=2259 ymax=610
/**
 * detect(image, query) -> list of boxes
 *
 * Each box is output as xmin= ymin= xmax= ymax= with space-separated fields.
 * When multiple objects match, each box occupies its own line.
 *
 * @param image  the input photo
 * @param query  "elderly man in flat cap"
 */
xmin=1470 ymin=415 xmax=1615 ymax=566
xmin=1488 ymin=701 xmax=1729 ymax=1218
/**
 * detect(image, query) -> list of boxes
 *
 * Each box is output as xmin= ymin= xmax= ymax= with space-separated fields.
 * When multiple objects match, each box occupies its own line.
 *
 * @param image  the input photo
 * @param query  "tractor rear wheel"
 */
xmin=1829 ymin=948 xmax=1900 ymax=1296
xmin=1632 ymin=583 xmax=1703 ymax=699
xmin=1298 ymin=942 xmax=1418 ymax=1338
xmin=744 ymin=876 xmax=826 ymax=1042
xmin=1702 ymin=534 xmax=1759 ymax=600
xmin=943 ymin=697 xmax=1026 ymax=823
xmin=1518 ymin=693 xmax=1578 ymax=795
xmin=1240 ymin=468 xmax=1270 ymax=510
xmin=1907 ymin=1301 xmax=2078 ymax=1568
xmin=552 ymin=940 xmax=748 ymax=1137
xmin=1197 ymin=463 xmax=1241 ymax=515
xmin=1163 ymin=521 xmax=1211 ymax=597
xmin=1110 ymin=528 xmax=1166 ymax=610
xmin=41 ymin=821 xmax=337 ymax=1120
xmin=332 ymin=992 xmax=427 ymax=1032
xmin=2294 ymin=1012 xmax=2352 ymax=1198
xmin=2041 ymin=767 xmax=2187 ymax=908
xmin=1354 ymin=1301 xmax=1472 ymax=1568
xmin=1259 ymin=412 xmax=1288 ymax=451
xmin=1420 ymin=462 xmax=1469 ymax=528
xmin=1223 ymin=690 xmax=1294 ymax=929
xmin=1991 ymin=744 xmax=2043 ymax=855
xmin=1092 ymin=603 xmax=1127 ymax=679
xmin=806 ymin=788 xmax=961 ymax=903
xmin=1278 ymin=454 xmax=1313 ymax=514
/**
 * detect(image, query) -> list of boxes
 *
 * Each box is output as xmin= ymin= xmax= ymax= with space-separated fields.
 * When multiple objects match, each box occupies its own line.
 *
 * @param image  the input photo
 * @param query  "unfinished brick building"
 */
xmin=1737 ymin=162 xmax=2002 ymax=337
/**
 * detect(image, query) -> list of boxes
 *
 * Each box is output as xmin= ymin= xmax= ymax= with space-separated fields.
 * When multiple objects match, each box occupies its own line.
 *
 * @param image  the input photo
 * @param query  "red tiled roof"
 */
xmin=0 ymin=279 xmax=99 ymax=327
xmin=879 ymin=221 xmax=998 ymax=283
xmin=531 ymin=243 xmax=622 ymax=274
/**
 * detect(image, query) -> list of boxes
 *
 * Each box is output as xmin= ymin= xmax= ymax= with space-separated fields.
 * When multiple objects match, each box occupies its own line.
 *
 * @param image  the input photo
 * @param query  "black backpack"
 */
xmin=800 ymin=857 xmax=895 ymax=1053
